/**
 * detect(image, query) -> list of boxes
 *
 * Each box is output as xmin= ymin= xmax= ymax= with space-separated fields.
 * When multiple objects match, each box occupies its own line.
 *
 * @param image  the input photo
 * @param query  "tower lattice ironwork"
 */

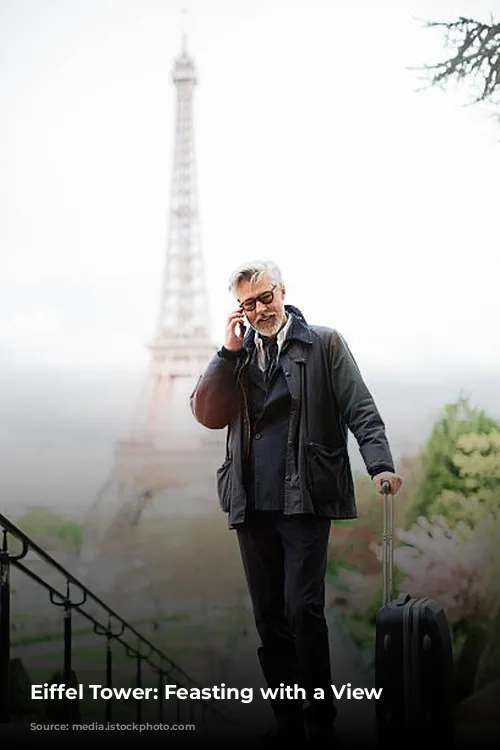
xmin=80 ymin=35 xmax=220 ymax=566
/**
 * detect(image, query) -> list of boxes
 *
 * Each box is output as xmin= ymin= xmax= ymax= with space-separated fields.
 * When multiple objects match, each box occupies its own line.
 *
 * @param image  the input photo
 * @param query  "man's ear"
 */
xmin=280 ymin=284 xmax=286 ymax=299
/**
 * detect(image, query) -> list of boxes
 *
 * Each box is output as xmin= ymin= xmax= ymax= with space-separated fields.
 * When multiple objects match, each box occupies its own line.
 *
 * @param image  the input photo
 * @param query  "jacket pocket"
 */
xmin=216 ymin=458 xmax=232 ymax=513
xmin=304 ymin=442 xmax=352 ymax=512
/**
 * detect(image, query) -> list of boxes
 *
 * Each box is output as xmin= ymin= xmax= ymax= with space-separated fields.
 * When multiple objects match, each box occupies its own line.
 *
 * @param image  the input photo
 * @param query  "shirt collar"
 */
xmin=254 ymin=313 xmax=293 ymax=369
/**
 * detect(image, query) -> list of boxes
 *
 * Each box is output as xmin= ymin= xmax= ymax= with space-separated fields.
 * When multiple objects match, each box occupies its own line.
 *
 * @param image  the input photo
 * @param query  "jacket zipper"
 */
xmin=236 ymin=352 xmax=251 ymax=464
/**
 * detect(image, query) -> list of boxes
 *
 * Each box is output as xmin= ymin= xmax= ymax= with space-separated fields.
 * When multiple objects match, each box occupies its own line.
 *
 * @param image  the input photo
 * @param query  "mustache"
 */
xmin=255 ymin=313 xmax=276 ymax=323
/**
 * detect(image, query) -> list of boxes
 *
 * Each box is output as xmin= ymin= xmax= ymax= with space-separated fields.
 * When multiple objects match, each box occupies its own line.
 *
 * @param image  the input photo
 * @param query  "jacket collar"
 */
xmin=285 ymin=305 xmax=313 ymax=345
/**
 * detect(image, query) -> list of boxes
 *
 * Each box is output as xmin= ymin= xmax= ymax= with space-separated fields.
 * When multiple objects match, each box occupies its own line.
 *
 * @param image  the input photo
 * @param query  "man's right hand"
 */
xmin=225 ymin=309 xmax=247 ymax=352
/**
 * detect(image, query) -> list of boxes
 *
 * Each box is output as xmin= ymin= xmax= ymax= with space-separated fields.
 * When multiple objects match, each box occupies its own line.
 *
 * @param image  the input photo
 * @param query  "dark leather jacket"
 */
xmin=190 ymin=305 xmax=395 ymax=527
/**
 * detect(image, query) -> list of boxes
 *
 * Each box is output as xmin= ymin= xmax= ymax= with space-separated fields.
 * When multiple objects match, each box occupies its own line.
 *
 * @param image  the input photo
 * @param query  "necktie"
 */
xmin=264 ymin=338 xmax=278 ymax=382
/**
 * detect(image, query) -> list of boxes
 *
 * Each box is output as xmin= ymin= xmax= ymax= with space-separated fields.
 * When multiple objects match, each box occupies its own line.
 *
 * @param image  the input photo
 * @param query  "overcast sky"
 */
xmin=1 ymin=0 xmax=499 ymax=517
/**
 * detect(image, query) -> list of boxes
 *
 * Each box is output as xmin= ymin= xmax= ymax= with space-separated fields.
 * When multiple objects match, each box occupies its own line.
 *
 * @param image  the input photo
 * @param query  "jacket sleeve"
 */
xmin=326 ymin=330 xmax=395 ymax=478
xmin=190 ymin=348 xmax=242 ymax=429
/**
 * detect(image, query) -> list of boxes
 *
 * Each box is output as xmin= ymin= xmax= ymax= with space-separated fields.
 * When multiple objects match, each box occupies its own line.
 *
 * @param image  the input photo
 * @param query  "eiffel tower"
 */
xmin=80 ymin=33 xmax=223 ymax=569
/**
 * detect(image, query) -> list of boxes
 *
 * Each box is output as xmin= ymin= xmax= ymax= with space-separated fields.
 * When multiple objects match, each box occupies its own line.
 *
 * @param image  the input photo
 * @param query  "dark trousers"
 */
xmin=236 ymin=511 xmax=336 ymax=728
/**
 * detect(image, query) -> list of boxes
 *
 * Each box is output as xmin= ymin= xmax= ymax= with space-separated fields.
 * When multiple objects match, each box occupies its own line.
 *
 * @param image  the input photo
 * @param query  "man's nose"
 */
xmin=255 ymin=300 xmax=268 ymax=314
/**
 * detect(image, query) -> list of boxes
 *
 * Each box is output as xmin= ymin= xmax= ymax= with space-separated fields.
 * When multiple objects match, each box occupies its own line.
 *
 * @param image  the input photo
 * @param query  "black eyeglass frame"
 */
xmin=239 ymin=284 xmax=278 ymax=312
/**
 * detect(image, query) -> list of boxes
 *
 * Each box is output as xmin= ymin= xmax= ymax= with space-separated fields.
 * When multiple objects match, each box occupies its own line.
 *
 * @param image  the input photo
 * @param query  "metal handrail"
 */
xmin=0 ymin=511 xmax=237 ymax=727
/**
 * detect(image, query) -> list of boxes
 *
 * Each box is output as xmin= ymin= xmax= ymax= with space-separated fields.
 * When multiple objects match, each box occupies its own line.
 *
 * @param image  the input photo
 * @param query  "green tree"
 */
xmin=14 ymin=506 xmax=82 ymax=554
xmin=430 ymin=429 xmax=500 ymax=531
xmin=404 ymin=396 xmax=498 ymax=528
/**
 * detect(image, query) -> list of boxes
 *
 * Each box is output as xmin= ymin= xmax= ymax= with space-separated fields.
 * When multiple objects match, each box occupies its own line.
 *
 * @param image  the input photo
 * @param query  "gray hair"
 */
xmin=228 ymin=260 xmax=283 ymax=294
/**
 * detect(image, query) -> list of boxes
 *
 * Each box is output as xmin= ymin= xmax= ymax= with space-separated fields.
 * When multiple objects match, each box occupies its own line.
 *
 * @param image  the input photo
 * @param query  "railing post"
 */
xmin=0 ymin=529 xmax=28 ymax=724
xmin=94 ymin=617 xmax=124 ymax=724
xmin=0 ymin=531 xmax=11 ymax=723
xmin=50 ymin=581 xmax=86 ymax=723
xmin=136 ymin=653 xmax=142 ymax=724
xmin=124 ymin=642 xmax=152 ymax=725
xmin=63 ymin=584 xmax=72 ymax=710
xmin=106 ymin=630 xmax=112 ymax=723
xmin=158 ymin=664 xmax=164 ymax=722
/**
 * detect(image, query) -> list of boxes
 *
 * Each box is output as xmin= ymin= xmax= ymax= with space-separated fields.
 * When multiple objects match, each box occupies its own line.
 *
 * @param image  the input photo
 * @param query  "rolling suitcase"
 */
xmin=374 ymin=481 xmax=455 ymax=744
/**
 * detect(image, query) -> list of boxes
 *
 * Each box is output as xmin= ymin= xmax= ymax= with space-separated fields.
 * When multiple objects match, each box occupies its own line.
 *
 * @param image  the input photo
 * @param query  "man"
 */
xmin=190 ymin=260 xmax=402 ymax=747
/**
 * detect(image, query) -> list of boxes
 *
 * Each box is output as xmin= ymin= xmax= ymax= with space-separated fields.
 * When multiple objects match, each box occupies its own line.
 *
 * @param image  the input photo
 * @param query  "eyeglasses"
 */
xmin=239 ymin=285 xmax=277 ymax=312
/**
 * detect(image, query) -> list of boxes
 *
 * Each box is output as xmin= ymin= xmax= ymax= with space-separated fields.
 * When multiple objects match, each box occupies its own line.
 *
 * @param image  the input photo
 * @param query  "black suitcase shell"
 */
xmin=375 ymin=593 xmax=455 ymax=743
xmin=374 ymin=483 xmax=455 ymax=744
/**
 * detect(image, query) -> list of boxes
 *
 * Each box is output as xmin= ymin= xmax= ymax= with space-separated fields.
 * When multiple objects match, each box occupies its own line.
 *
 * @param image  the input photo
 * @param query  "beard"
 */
xmin=253 ymin=311 xmax=285 ymax=338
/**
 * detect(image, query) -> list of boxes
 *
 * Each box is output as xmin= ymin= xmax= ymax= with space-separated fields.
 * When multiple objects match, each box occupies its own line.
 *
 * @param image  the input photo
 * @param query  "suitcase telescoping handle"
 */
xmin=381 ymin=480 xmax=395 ymax=607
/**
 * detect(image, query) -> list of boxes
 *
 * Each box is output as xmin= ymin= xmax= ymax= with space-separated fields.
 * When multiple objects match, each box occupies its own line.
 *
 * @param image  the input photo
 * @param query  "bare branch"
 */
xmin=418 ymin=16 xmax=500 ymax=105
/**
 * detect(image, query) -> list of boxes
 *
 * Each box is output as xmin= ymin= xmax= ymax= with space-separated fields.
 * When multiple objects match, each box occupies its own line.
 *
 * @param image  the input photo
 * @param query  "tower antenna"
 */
xmin=181 ymin=7 xmax=188 ymax=54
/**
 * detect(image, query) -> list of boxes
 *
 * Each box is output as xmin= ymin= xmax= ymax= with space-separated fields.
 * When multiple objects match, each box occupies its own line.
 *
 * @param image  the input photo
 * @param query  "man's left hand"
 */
xmin=372 ymin=471 xmax=402 ymax=495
